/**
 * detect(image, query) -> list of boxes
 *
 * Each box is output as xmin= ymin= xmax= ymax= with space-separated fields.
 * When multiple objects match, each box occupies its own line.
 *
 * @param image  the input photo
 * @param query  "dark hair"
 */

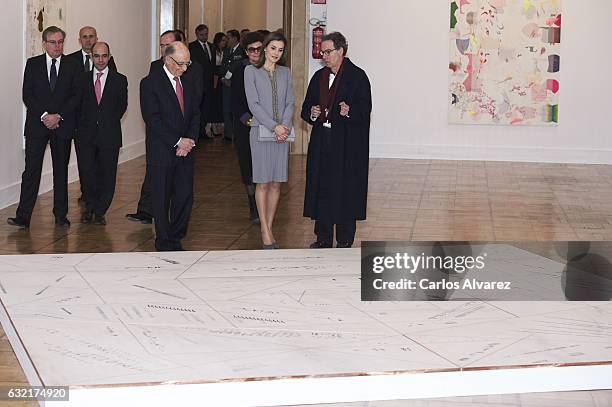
xmin=92 ymin=41 xmax=110 ymax=55
xmin=213 ymin=32 xmax=226 ymax=49
xmin=42 ymin=26 xmax=66 ymax=42
xmin=174 ymin=29 xmax=186 ymax=42
xmin=321 ymin=31 xmax=348 ymax=55
xmin=226 ymin=29 xmax=240 ymax=41
xmin=195 ymin=24 xmax=208 ymax=33
xmin=160 ymin=30 xmax=181 ymax=41
xmin=241 ymin=28 xmax=250 ymax=34
xmin=242 ymin=32 xmax=264 ymax=49
xmin=255 ymin=32 xmax=287 ymax=68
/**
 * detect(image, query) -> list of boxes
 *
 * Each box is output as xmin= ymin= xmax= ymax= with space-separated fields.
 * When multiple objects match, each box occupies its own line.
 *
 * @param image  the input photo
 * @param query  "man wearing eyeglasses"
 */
xmin=8 ymin=26 xmax=80 ymax=229
xmin=126 ymin=30 xmax=203 ymax=226
xmin=301 ymin=31 xmax=372 ymax=249
xmin=75 ymin=42 xmax=128 ymax=226
xmin=140 ymin=41 xmax=200 ymax=251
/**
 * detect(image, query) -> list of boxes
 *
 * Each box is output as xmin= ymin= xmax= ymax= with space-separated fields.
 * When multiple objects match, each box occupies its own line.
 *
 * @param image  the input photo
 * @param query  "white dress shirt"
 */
xmin=42 ymin=54 xmax=62 ymax=120
xmin=162 ymin=65 xmax=192 ymax=147
xmin=45 ymin=53 xmax=61 ymax=81
xmin=81 ymin=49 xmax=92 ymax=71
xmin=93 ymin=66 xmax=109 ymax=96
xmin=198 ymin=40 xmax=211 ymax=60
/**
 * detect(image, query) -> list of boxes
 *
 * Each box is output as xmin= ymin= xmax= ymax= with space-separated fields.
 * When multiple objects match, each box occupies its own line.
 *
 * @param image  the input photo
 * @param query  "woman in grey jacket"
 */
xmin=244 ymin=32 xmax=295 ymax=249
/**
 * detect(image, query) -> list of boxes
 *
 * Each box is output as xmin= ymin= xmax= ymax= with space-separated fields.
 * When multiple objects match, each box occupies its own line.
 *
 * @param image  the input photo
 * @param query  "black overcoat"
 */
xmin=301 ymin=58 xmax=372 ymax=223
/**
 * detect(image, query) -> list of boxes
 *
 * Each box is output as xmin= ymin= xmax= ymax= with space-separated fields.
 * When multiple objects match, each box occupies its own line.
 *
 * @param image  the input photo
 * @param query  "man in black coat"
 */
xmin=66 ymin=26 xmax=117 ymax=73
xmin=126 ymin=30 xmax=203 ymax=225
xmin=76 ymin=42 xmax=128 ymax=225
xmin=301 ymin=32 xmax=372 ymax=248
xmin=8 ymin=26 xmax=80 ymax=229
xmin=188 ymin=24 xmax=215 ymax=139
xmin=140 ymin=41 xmax=200 ymax=251
xmin=220 ymin=29 xmax=244 ymax=141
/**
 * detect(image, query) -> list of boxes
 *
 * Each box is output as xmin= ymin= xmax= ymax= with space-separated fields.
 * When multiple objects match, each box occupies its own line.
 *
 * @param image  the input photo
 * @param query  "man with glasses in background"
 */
xmin=8 ymin=26 xmax=80 ymax=229
xmin=140 ymin=41 xmax=200 ymax=251
xmin=301 ymin=31 xmax=372 ymax=249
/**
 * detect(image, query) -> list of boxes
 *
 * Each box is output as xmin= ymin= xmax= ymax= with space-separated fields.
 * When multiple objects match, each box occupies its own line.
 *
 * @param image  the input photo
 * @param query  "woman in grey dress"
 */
xmin=244 ymin=32 xmax=295 ymax=249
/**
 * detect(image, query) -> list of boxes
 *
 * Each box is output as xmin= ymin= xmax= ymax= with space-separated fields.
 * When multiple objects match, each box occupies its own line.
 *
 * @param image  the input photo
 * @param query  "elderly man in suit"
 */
xmin=140 ymin=41 xmax=200 ymax=251
xmin=8 ymin=26 xmax=79 ymax=229
xmin=188 ymin=24 xmax=215 ymax=139
xmin=76 ymin=42 xmax=128 ymax=226
xmin=126 ymin=30 xmax=203 ymax=226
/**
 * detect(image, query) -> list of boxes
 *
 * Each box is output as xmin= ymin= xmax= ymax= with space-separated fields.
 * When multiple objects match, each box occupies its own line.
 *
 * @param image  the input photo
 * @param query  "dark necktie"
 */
xmin=84 ymin=54 xmax=91 ymax=71
xmin=50 ymin=58 xmax=58 ymax=91
xmin=202 ymin=43 xmax=210 ymax=62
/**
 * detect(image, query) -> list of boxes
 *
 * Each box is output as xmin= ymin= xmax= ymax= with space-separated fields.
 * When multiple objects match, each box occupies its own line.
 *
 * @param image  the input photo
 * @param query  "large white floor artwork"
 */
xmin=0 ymin=247 xmax=611 ymax=406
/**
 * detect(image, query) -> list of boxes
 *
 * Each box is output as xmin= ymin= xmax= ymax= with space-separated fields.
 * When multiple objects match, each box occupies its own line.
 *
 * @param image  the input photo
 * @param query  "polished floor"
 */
xmin=1 ymin=139 xmax=612 ymax=405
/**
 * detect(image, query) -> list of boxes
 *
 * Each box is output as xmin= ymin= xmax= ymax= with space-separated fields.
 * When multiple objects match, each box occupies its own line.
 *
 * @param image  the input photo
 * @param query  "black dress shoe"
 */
xmin=336 ymin=242 xmax=353 ymax=248
xmin=126 ymin=212 xmax=153 ymax=224
xmin=55 ymin=217 xmax=71 ymax=228
xmin=93 ymin=214 xmax=106 ymax=225
xmin=80 ymin=212 xmax=93 ymax=224
xmin=309 ymin=241 xmax=332 ymax=249
xmin=7 ymin=217 xmax=29 ymax=229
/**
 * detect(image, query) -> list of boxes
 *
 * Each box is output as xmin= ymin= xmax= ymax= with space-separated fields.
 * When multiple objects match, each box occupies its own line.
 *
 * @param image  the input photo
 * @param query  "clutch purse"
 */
xmin=258 ymin=125 xmax=295 ymax=142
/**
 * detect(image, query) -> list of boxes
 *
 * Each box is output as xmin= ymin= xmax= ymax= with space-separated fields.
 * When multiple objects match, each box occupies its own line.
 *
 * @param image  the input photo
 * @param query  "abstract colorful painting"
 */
xmin=449 ymin=0 xmax=561 ymax=125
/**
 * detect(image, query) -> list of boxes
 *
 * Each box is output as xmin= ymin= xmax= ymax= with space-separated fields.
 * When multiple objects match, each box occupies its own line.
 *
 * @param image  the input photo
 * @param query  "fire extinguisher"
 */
xmin=312 ymin=24 xmax=325 ymax=59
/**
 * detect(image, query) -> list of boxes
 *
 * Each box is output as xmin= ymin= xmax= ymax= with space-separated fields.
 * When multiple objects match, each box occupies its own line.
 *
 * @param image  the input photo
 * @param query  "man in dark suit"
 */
xmin=140 ymin=41 xmax=200 ymax=251
xmin=67 ymin=26 xmax=117 ymax=206
xmin=188 ymin=24 xmax=215 ymax=140
xmin=8 ymin=26 xmax=79 ymax=229
xmin=67 ymin=26 xmax=117 ymax=73
xmin=220 ymin=29 xmax=244 ymax=141
xmin=76 ymin=42 xmax=128 ymax=226
xmin=126 ymin=30 xmax=203 ymax=225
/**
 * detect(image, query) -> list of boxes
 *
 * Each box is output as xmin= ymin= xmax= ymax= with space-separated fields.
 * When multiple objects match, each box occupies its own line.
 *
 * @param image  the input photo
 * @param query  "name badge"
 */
xmin=323 ymin=121 xmax=332 ymax=129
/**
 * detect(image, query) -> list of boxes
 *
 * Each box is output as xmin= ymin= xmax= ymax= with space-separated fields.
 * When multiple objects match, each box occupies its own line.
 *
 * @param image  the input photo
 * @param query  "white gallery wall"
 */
xmin=324 ymin=0 xmax=612 ymax=164
xmin=0 ymin=0 xmax=151 ymax=209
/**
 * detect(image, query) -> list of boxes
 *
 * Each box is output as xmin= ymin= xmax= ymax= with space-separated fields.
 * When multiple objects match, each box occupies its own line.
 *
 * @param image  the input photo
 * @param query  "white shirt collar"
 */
xmin=163 ymin=64 xmax=180 ymax=88
xmin=94 ymin=66 xmax=109 ymax=76
xmin=46 ymin=53 xmax=61 ymax=64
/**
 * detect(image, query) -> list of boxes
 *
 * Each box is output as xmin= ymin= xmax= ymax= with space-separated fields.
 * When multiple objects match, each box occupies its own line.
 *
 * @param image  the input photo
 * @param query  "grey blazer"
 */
xmin=244 ymin=64 xmax=295 ymax=137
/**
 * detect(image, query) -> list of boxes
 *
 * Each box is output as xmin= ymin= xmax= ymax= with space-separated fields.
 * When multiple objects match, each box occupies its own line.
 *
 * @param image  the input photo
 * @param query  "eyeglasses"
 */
xmin=246 ymin=46 xmax=262 ymax=54
xmin=320 ymin=48 xmax=338 ymax=57
xmin=45 ymin=40 xmax=64 ymax=46
xmin=169 ymin=56 xmax=192 ymax=67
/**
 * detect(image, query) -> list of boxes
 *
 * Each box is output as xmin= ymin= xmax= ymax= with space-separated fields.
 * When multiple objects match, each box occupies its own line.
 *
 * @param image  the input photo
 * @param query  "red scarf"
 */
xmin=318 ymin=59 xmax=345 ymax=122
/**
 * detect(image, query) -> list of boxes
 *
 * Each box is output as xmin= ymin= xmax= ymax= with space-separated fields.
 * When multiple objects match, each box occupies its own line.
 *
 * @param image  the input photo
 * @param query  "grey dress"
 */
xmin=244 ymin=64 xmax=295 ymax=183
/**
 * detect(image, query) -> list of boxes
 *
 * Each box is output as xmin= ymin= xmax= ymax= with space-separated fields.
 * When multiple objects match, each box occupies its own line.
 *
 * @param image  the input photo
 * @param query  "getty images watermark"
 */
xmin=361 ymin=241 xmax=612 ymax=301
